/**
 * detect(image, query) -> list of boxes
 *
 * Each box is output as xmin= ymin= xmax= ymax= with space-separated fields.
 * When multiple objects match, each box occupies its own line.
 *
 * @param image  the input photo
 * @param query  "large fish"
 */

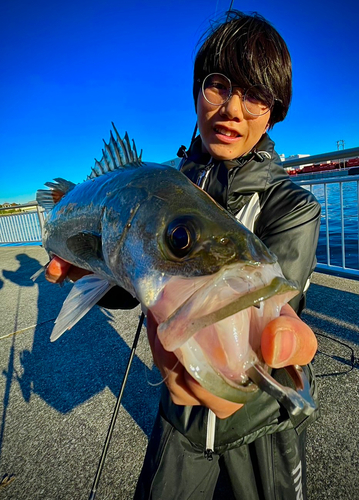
xmin=36 ymin=124 xmax=301 ymax=405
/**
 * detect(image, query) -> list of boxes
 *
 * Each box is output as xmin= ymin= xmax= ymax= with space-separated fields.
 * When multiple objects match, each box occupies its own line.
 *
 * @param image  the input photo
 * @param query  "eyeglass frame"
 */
xmin=198 ymin=73 xmax=280 ymax=117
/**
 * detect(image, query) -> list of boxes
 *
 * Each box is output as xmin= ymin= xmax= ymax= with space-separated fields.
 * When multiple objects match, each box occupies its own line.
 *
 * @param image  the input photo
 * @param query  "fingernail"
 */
xmin=272 ymin=329 xmax=297 ymax=366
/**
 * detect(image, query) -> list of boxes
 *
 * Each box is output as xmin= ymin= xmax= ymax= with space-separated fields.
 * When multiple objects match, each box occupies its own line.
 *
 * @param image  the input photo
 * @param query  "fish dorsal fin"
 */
xmin=87 ymin=123 xmax=143 ymax=179
xmin=36 ymin=178 xmax=76 ymax=212
xmin=66 ymin=231 xmax=103 ymax=263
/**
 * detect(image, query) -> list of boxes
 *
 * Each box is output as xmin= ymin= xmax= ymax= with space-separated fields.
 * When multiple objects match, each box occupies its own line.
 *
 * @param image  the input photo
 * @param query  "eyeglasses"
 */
xmin=201 ymin=73 xmax=275 ymax=116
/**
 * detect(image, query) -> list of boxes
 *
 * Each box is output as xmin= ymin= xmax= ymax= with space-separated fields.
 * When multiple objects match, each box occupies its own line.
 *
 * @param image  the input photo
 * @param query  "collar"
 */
xmin=179 ymin=133 xmax=289 ymax=213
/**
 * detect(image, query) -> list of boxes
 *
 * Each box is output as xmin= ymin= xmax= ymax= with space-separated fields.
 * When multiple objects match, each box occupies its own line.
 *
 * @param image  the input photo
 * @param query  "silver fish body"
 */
xmin=37 ymin=128 xmax=298 ymax=403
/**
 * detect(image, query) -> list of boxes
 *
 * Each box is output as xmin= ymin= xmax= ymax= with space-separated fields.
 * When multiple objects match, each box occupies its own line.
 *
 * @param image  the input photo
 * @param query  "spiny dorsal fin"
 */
xmin=87 ymin=124 xmax=143 ymax=180
xmin=36 ymin=178 xmax=76 ymax=212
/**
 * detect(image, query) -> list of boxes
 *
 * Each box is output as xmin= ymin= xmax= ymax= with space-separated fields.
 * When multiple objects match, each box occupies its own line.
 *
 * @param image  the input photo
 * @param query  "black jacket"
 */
xmin=101 ymin=133 xmax=321 ymax=450
xmin=159 ymin=133 xmax=320 ymax=451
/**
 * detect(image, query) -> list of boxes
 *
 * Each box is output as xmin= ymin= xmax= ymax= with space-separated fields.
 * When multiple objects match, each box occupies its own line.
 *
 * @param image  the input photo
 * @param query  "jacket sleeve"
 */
xmin=255 ymin=181 xmax=321 ymax=315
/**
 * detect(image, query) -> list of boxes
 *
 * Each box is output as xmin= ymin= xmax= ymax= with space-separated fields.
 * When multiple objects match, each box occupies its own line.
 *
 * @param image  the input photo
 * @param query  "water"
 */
xmin=305 ymin=181 xmax=359 ymax=270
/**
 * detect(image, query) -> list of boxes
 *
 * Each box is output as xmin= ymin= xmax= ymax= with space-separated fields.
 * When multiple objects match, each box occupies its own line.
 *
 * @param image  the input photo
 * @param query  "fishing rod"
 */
xmin=88 ymin=312 xmax=145 ymax=500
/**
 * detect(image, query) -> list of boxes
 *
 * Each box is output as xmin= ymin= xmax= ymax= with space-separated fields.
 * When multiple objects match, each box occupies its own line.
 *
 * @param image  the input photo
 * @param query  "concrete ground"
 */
xmin=0 ymin=245 xmax=358 ymax=499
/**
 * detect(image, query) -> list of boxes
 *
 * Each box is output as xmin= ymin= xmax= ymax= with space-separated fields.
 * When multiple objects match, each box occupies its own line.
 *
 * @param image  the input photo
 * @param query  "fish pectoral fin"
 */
xmin=50 ymin=275 xmax=113 ymax=342
xmin=66 ymin=231 xmax=103 ymax=262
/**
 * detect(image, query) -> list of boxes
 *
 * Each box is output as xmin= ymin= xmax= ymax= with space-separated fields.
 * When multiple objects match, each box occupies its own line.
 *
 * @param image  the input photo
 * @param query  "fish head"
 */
xmin=101 ymin=165 xmax=298 ymax=403
xmin=101 ymin=165 xmax=276 ymax=303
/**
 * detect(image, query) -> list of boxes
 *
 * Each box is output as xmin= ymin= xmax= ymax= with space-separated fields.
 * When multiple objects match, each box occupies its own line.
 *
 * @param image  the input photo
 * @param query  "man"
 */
xmin=46 ymin=11 xmax=320 ymax=500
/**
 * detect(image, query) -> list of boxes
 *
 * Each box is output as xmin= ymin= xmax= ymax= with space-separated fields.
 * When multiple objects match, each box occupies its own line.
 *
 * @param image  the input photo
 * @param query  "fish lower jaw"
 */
xmin=176 ymin=343 xmax=261 ymax=403
xmin=156 ymin=277 xmax=298 ymax=403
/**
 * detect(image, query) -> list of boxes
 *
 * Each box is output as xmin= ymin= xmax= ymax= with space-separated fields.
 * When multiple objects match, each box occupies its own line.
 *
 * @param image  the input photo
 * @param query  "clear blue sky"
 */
xmin=1 ymin=0 xmax=358 ymax=204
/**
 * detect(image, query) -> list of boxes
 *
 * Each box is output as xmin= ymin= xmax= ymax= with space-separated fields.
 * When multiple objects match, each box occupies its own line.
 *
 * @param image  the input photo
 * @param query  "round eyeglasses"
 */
xmin=201 ymin=73 xmax=275 ymax=116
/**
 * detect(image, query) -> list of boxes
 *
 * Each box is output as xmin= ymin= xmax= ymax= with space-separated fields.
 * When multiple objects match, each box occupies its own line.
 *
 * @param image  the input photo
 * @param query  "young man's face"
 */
xmin=196 ymin=89 xmax=271 ymax=162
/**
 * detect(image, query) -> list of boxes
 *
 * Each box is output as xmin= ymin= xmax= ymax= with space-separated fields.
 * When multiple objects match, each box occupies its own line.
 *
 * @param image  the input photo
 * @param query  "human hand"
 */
xmin=45 ymin=256 xmax=92 ymax=284
xmin=147 ymin=304 xmax=317 ymax=419
xmin=261 ymin=303 xmax=317 ymax=368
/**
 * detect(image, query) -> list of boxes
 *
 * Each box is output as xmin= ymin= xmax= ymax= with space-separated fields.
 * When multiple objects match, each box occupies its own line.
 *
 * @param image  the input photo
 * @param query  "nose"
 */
xmin=219 ymin=92 xmax=245 ymax=120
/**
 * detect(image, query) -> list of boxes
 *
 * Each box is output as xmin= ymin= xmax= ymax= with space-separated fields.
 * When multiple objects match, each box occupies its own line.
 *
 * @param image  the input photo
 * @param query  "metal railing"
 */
xmin=295 ymin=175 xmax=359 ymax=278
xmin=0 ymin=202 xmax=44 ymax=244
xmin=282 ymin=146 xmax=359 ymax=169
xmin=284 ymin=147 xmax=359 ymax=279
xmin=1 ymin=148 xmax=359 ymax=280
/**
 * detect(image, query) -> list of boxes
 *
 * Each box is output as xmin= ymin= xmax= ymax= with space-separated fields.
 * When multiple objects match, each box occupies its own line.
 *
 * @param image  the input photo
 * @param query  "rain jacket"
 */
xmin=102 ymin=132 xmax=321 ymax=456
xmin=158 ymin=132 xmax=321 ymax=454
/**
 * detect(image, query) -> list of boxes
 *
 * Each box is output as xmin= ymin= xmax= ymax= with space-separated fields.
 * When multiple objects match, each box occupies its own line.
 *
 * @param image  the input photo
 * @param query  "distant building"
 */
xmin=285 ymin=154 xmax=310 ymax=160
xmin=281 ymin=154 xmax=311 ymax=171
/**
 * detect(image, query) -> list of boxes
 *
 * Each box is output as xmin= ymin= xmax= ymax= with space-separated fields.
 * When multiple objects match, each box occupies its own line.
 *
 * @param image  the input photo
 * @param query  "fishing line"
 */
xmin=183 ymin=0 xmax=235 ymax=155
xmin=313 ymin=331 xmax=356 ymax=377
xmin=145 ymin=359 xmax=180 ymax=387
xmin=0 ymin=318 xmax=58 ymax=340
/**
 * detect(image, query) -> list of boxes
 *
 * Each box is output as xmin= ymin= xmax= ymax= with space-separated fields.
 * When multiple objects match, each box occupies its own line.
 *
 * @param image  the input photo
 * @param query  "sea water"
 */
xmin=308 ymin=180 xmax=359 ymax=269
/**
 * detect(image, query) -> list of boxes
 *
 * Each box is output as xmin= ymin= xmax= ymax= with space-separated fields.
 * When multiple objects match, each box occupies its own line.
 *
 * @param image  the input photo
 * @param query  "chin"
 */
xmin=208 ymin=146 xmax=240 ymax=161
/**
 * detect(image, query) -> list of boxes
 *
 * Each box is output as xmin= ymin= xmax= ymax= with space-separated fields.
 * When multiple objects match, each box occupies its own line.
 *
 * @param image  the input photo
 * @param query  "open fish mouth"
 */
xmin=157 ymin=262 xmax=298 ymax=351
xmin=155 ymin=263 xmax=298 ymax=403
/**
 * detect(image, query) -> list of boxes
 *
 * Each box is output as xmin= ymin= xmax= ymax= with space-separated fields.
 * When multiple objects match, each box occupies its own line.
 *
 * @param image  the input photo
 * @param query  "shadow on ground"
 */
xmin=1 ymin=254 xmax=161 ymax=442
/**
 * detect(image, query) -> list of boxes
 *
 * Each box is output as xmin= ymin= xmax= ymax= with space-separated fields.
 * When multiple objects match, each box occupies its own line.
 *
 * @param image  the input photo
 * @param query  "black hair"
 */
xmin=193 ymin=10 xmax=292 ymax=129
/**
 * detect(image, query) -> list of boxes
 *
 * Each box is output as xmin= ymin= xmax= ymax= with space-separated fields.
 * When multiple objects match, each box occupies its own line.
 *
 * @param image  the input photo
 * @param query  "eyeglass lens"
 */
xmin=202 ymin=73 xmax=274 ymax=116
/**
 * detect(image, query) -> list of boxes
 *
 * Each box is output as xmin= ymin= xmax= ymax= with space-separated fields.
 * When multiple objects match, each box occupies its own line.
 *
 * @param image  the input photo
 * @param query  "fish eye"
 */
xmin=166 ymin=218 xmax=198 ymax=259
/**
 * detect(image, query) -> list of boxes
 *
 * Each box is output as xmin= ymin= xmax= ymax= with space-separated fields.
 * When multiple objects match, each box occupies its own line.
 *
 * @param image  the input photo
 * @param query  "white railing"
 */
xmin=283 ymin=146 xmax=359 ymax=279
xmin=1 ymin=169 xmax=359 ymax=280
xmin=295 ymin=175 xmax=359 ymax=278
xmin=0 ymin=203 xmax=44 ymax=244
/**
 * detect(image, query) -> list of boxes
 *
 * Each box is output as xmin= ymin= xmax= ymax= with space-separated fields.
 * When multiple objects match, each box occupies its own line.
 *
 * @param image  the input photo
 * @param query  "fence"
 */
xmin=1 ymin=155 xmax=359 ymax=279
xmin=0 ymin=203 xmax=44 ymax=244
xmin=284 ymin=146 xmax=359 ymax=279
xmin=295 ymin=175 xmax=359 ymax=278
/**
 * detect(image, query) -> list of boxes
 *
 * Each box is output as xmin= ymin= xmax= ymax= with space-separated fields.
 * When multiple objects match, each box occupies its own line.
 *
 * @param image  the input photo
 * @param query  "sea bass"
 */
xmin=36 ymin=124 xmax=299 ymax=404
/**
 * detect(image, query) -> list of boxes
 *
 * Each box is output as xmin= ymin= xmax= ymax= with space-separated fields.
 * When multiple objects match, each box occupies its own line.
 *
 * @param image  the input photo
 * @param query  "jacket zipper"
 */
xmin=204 ymin=409 xmax=216 ymax=460
xmin=196 ymin=161 xmax=217 ymax=460
xmin=198 ymin=152 xmax=265 ymax=460
xmin=196 ymin=160 xmax=214 ymax=190
xmin=197 ymin=149 xmax=271 ymax=462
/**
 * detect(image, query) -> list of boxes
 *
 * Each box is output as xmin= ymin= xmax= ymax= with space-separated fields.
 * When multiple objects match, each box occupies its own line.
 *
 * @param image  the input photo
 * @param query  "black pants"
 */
xmin=134 ymin=412 xmax=306 ymax=500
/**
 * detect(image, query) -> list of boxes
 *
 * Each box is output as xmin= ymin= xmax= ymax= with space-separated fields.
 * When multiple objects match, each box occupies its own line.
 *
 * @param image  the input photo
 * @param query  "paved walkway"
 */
xmin=0 ymin=246 xmax=358 ymax=499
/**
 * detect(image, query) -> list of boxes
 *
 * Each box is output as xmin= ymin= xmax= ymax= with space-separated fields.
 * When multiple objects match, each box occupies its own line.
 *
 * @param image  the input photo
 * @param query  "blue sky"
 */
xmin=1 ymin=0 xmax=358 ymax=204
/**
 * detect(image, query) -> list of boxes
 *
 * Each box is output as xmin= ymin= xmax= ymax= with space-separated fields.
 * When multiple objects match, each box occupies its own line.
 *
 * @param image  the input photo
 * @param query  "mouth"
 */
xmin=157 ymin=263 xmax=298 ymax=352
xmin=213 ymin=125 xmax=241 ymax=141
xmin=152 ymin=263 xmax=298 ymax=403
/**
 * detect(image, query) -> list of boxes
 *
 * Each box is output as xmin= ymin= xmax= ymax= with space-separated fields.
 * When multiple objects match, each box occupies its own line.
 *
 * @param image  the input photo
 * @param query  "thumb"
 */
xmin=261 ymin=315 xmax=317 ymax=368
xmin=45 ymin=256 xmax=72 ymax=283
